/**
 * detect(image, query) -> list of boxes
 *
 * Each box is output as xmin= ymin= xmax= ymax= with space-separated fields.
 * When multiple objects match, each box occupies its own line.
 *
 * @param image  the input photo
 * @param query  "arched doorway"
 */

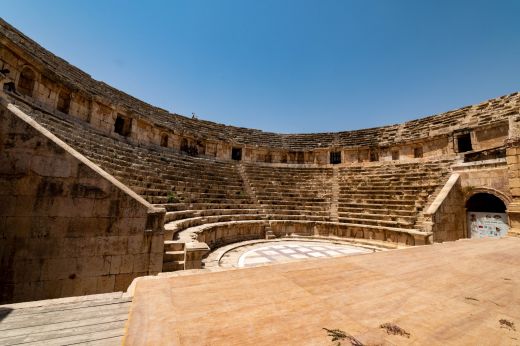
xmin=466 ymin=193 xmax=508 ymax=239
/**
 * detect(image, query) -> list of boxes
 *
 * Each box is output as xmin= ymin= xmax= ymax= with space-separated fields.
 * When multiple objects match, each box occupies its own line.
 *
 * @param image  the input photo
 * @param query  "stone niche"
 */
xmin=0 ymin=102 xmax=165 ymax=304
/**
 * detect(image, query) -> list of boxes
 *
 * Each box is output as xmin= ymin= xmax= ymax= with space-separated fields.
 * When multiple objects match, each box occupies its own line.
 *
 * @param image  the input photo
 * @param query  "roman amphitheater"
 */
xmin=0 ymin=18 xmax=519 ymax=345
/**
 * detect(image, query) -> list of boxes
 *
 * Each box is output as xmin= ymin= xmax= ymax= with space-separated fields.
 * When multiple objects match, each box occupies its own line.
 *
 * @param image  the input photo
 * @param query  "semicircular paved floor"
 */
xmin=236 ymin=241 xmax=373 ymax=267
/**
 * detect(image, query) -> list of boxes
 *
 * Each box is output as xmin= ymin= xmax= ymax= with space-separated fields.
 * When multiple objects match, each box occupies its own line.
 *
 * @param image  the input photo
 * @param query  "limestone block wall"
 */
xmin=0 ymin=36 xmax=514 ymax=167
xmin=457 ymin=163 xmax=510 ymax=196
xmin=506 ymin=141 xmax=520 ymax=236
xmin=423 ymin=174 xmax=466 ymax=242
xmin=0 ymin=101 xmax=165 ymax=304
xmin=0 ymin=18 xmax=517 ymax=174
xmin=473 ymin=123 xmax=508 ymax=151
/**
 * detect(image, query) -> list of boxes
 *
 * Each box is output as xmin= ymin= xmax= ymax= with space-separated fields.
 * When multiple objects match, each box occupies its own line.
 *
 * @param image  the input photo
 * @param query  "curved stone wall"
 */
xmin=0 ymin=18 xmax=516 ymax=165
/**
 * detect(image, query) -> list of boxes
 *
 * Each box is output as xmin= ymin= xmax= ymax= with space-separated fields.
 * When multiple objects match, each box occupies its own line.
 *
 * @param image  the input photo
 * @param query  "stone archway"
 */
xmin=465 ymin=192 xmax=509 ymax=239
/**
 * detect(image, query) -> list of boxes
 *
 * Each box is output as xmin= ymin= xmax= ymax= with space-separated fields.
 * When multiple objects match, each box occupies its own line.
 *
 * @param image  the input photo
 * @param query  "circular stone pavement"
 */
xmin=211 ymin=240 xmax=376 ymax=268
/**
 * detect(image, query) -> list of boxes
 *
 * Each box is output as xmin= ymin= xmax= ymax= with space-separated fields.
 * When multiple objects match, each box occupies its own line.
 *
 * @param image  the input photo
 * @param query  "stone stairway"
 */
xmin=163 ymin=240 xmax=186 ymax=271
xmin=330 ymin=166 xmax=340 ymax=222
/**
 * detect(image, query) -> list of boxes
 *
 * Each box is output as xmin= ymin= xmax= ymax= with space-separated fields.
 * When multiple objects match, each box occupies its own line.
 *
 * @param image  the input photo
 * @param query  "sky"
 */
xmin=2 ymin=1 xmax=520 ymax=133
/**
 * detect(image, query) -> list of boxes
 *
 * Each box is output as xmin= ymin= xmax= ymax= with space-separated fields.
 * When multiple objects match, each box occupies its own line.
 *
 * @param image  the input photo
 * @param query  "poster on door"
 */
xmin=467 ymin=212 xmax=509 ymax=239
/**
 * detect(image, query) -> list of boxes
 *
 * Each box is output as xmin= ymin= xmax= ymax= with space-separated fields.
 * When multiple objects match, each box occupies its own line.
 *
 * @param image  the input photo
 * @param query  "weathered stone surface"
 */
xmin=0 ymin=103 xmax=164 ymax=304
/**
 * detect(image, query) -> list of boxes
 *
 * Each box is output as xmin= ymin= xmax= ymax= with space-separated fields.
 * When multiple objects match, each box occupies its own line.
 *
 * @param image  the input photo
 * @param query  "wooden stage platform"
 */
xmin=124 ymin=237 xmax=520 ymax=345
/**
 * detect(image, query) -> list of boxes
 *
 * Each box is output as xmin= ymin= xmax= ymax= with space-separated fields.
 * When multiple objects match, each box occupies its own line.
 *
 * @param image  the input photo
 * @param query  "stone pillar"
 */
xmin=506 ymin=115 xmax=520 ymax=237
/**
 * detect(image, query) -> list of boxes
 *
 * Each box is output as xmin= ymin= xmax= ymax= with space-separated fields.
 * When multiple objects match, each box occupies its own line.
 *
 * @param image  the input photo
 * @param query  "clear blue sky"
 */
xmin=2 ymin=1 xmax=520 ymax=133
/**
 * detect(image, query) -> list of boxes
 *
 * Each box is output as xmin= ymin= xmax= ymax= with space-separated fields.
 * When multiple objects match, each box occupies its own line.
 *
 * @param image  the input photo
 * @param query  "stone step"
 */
xmin=164 ymin=240 xmax=185 ymax=252
xmin=164 ymin=251 xmax=185 ymax=262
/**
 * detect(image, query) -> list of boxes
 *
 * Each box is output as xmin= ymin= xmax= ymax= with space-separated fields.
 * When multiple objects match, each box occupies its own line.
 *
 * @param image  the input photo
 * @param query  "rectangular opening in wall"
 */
xmin=114 ymin=115 xmax=132 ymax=137
xmin=330 ymin=151 xmax=341 ymax=164
xmin=457 ymin=133 xmax=473 ymax=153
xmin=232 ymin=147 xmax=242 ymax=161
xmin=297 ymin=152 xmax=304 ymax=164
xmin=391 ymin=150 xmax=400 ymax=160
xmin=414 ymin=146 xmax=423 ymax=158
xmin=160 ymin=134 xmax=168 ymax=147
xmin=369 ymin=148 xmax=379 ymax=162
xmin=57 ymin=90 xmax=71 ymax=114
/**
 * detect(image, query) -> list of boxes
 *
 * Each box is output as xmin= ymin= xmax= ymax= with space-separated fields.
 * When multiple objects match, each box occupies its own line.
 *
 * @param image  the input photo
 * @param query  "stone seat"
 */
xmin=263 ymin=208 xmax=330 ymax=216
xmin=338 ymin=217 xmax=414 ymax=228
xmin=164 ymin=219 xmax=430 ymax=271
xmin=164 ymin=214 xmax=267 ymax=240
xmin=258 ymin=200 xmax=330 ymax=206
xmin=338 ymin=194 xmax=421 ymax=202
xmin=164 ymin=208 xmax=264 ymax=223
xmin=338 ymin=202 xmax=417 ymax=210
xmin=338 ymin=207 xmax=416 ymax=216
xmin=262 ymin=204 xmax=329 ymax=211
xmin=340 ymin=212 xmax=415 ymax=223
xmin=255 ymin=197 xmax=331 ymax=204
xmin=266 ymin=214 xmax=331 ymax=221
xmin=160 ymin=202 xmax=258 ymax=211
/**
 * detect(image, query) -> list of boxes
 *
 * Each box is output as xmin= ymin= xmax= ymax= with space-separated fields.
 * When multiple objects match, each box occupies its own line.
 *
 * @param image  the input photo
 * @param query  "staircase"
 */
xmin=238 ymin=163 xmax=271 ymax=239
xmin=237 ymin=163 xmax=260 ymax=206
xmin=162 ymin=240 xmax=186 ymax=271
xmin=330 ymin=166 xmax=339 ymax=222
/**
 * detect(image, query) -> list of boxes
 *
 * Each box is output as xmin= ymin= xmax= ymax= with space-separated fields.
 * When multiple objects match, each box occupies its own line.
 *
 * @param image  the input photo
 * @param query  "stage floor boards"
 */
xmin=125 ymin=237 xmax=520 ymax=345
xmin=0 ymin=292 xmax=130 ymax=346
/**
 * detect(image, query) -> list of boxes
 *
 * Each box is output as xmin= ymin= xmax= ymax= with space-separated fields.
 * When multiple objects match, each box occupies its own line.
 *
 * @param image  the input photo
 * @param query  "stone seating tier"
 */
xmin=26 ymin=108 xmax=254 ymax=209
xmin=18 ymin=103 xmax=453 ymax=273
xmin=2 ymin=19 xmax=518 ymax=152
xmin=335 ymin=160 xmax=453 ymax=229
xmin=172 ymin=219 xmax=431 ymax=269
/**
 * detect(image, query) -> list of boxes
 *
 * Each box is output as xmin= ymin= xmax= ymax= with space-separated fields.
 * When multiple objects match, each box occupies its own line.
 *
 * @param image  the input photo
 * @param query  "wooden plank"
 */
xmin=8 ymin=328 xmax=124 ymax=346
xmin=0 ymin=298 xmax=131 ymax=318
xmin=72 ymin=336 xmax=122 ymax=346
xmin=0 ymin=292 xmax=124 ymax=310
xmin=0 ymin=304 xmax=130 ymax=331
xmin=0 ymin=314 xmax=127 ymax=339
xmin=0 ymin=320 xmax=125 ymax=345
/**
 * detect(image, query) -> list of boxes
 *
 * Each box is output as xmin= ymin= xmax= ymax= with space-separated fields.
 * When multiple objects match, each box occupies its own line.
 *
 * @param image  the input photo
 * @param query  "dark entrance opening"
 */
xmin=57 ymin=90 xmax=71 ymax=114
xmin=466 ymin=193 xmax=506 ymax=213
xmin=18 ymin=67 xmax=35 ymax=97
xmin=160 ymin=134 xmax=168 ymax=148
xmin=457 ymin=133 xmax=472 ymax=153
xmin=330 ymin=151 xmax=341 ymax=164
xmin=114 ymin=115 xmax=132 ymax=137
xmin=232 ymin=147 xmax=242 ymax=161
xmin=466 ymin=192 xmax=508 ymax=238
xmin=414 ymin=146 xmax=423 ymax=158
xmin=369 ymin=148 xmax=379 ymax=162
xmin=296 ymin=152 xmax=304 ymax=164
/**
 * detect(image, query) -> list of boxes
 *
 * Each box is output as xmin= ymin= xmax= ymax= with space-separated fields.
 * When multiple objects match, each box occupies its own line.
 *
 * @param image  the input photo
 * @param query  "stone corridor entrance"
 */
xmin=466 ymin=193 xmax=509 ymax=238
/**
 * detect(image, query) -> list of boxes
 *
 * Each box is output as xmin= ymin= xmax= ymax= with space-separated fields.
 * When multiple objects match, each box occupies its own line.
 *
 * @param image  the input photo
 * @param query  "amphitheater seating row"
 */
xmin=29 ymin=108 xmax=254 ymax=209
xmin=337 ymin=161 xmax=453 ymax=229
xmin=243 ymin=164 xmax=334 ymax=222
xmin=20 ymin=102 xmax=453 ymax=273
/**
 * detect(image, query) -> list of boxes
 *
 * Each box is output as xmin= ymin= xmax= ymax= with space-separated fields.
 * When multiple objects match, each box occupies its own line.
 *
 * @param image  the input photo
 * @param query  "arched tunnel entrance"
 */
xmin=466 ymin=193 xmax=509 ymax=238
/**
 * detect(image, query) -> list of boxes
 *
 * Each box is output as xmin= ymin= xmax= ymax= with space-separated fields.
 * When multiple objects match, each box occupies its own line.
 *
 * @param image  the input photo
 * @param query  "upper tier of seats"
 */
xmin=243 ymin=164 xmax=334 ymax=222
xmin=17 ymin=98 xmax=454 ymax=234
xmin=22 ymin=103 xmax=255 ymax=210
xmin=1 ymin=18 xmax=517 ymax=151
xmin=337 ymin=161 xmax=453 ymax=229
xmin=12 ymin=98 xmax=455 ymax=271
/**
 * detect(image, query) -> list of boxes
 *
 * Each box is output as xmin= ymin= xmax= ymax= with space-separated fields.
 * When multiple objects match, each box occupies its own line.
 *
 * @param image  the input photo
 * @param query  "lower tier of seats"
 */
xmin=161 ymin=219 xmax=432 ymax=272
